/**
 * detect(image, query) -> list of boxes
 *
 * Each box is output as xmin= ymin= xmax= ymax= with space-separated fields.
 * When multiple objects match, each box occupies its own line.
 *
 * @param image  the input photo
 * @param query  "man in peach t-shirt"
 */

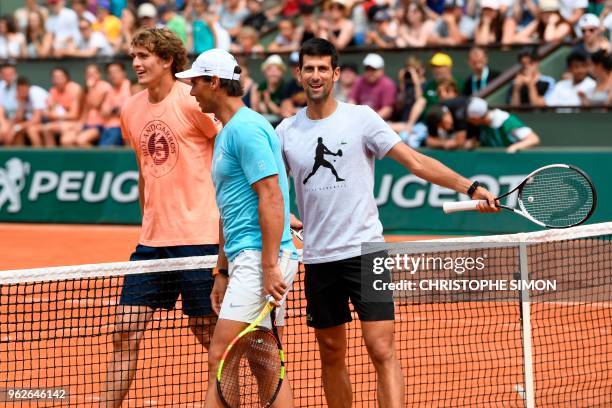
xmin=100 ymin=28 xmax=220 ymax=408
xmin=99 ymin=61 xmax=131 ymax=146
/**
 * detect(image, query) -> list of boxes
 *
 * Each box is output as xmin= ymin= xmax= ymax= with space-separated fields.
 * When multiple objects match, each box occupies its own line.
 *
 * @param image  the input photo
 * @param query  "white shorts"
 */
xmin=218 ymin=250 xmax=298 ymax=328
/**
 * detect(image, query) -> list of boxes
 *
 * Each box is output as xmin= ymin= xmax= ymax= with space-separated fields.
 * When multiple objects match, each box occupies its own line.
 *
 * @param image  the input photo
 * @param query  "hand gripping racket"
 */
xmin=216 ymin=255 xmax=290 ymax=408
xmin=443 ymin=164 xmax=596 ymax=228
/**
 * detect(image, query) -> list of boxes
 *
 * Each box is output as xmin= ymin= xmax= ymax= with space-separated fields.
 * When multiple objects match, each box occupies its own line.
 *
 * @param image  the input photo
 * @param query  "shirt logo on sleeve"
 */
xmin=140 ymin=120 xmax=179 ymax=178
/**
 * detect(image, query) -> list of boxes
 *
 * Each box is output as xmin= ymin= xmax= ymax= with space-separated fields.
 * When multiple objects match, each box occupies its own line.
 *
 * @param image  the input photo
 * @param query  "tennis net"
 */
xmin=1 ymin=222 xmax=611 ymax=407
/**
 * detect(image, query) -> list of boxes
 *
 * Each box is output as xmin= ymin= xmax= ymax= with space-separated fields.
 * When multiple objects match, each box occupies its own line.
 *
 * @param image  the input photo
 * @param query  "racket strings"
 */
xmin=520 ymin=167 xmax=594 ymax=227
xmin=219 ymin=330 xmax=282 ymax=408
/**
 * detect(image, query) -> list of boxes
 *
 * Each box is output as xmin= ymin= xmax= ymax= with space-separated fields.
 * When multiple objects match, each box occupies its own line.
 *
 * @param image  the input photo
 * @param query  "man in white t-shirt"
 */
xmin=45 ymin=0 xmax=80 ymax=54
xmin=62 ymin=18 xmax=114 ymax=57
xmin=545 ymin=50 xmax=596 ymax=106
xmin=276 ymin=38 xmax=498 ymax=408
xmin=2 ymin=76 xmax=48 ymax=145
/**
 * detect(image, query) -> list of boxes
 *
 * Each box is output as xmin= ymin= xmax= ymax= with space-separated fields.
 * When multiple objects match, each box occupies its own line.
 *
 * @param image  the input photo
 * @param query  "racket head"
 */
xmin=217 ymin=326 xmax=284 ymax=408
xmin=517 ymin=164 xmax=596 ymax=228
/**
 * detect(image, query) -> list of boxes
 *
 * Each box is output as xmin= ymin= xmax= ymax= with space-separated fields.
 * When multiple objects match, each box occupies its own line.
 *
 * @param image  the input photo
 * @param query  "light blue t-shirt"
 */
xmin=212 ymin=107 xmax=296 ymax=261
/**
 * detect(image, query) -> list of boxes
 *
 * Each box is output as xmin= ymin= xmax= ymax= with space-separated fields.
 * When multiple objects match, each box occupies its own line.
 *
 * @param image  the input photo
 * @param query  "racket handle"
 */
xmin=443 ymin=200 xmax=482 ymax=213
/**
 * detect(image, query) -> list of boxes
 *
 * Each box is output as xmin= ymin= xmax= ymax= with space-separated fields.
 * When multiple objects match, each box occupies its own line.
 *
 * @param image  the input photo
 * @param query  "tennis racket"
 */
xmin=443 ymin=164 xmax=596 ymax=228
xmin=216 ymin=257 xmax=290 ymax=408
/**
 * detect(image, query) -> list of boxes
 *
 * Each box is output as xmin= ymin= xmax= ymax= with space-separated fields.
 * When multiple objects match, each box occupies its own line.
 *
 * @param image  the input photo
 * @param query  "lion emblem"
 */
xmin=0 ymin=158 xmax=30 ymax=213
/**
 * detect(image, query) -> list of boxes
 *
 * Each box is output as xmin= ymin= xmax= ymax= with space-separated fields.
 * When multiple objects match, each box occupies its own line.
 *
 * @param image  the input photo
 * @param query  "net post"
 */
xmin=519 ymin=242 xmax=536 ymax=408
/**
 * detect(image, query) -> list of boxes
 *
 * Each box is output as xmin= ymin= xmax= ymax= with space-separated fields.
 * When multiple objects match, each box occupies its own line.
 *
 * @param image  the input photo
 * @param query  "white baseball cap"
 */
xmin=175 ymin=48 xmax=240 ymax=80
xmin=467 ymin=97 xmax=489 ymax=118
xmin=579 ymin=13 xmax=600 ymax=29
xmin=363 ymin=53 xmax=384 ymax=69
xmin=137 ymin=3 xmax=157 ymax=18
xmin=480 ymin=0 xmax=499 ymax=10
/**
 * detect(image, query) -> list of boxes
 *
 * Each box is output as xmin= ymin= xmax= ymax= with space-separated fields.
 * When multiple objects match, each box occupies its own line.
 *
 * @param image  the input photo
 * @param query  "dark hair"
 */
xmin=0 ymin=14 xmax=17 ymax=34
xmin=518 ymin=47 xmax=538 ymax=62
xmin=591 ymin=50 xmax=612 ymax=72
xmin=436 ymin=78 xmax=458 ymax=94
xmin=340 ymin=62 xmax=359 ymax=73
xmin=51 ymin=66 xmax=70 ymax=80
xmin=16 ymin=76 xmax=30 ymax=87
xmin=106 ymin=61 xmax=126 ymax=72
xmin=299 ymin=38 xmax=338 ymax=69
xmin=426 ymin=105 xmax=450 ymax=128
xmin=566 ymin=50 xmax=588 ymax=67
xmin=203 ymin=66 xmax=244 ymax=97
xmin=0 ymin=62 xmax=16 ymax=70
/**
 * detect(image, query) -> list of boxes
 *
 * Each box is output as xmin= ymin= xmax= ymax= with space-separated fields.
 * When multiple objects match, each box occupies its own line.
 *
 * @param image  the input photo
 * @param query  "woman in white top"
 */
xmin=579 ymin=51 xmax=612 ymax=106
xmin=396 ymin=2 xmax=435 ymax=47
xmin=0 ymin=15 xmax=26 ymax=59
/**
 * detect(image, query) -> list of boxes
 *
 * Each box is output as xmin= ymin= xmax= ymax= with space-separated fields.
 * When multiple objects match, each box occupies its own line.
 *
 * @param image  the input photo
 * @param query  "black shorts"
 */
xmin=304 ymin=255 xmax=395 ymax=329
xmin=120 ymin=244 xmax=218 ymax=316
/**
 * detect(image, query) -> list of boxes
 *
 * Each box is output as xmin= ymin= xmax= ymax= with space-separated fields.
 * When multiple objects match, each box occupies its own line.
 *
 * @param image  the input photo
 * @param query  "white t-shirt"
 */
xmin=45 ymin=7 xmax=80 ymax=49
xmin=0 ymin=80 xmax=18 ymax=118
xmin=545 ymin=76 xmax=596 ymax=106
xmin=276 ymin=102 xmax=401 ymax=264
xmin=77 ymin=32 xmax=114 ymax=56
xmin=23 ymin=85 xmax=49 ymax=119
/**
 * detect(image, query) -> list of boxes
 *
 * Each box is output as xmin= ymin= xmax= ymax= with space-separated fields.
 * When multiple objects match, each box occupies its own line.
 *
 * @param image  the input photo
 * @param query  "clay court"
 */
xmin=1 ymin=223 xmax=611 ymax=407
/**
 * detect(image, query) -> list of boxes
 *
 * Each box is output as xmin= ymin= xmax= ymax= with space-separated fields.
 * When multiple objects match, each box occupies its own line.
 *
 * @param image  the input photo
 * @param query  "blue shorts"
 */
xmin=120 ymin=244 xmax=219 ymax=316
xmin=99 ymin=127 xmax=124 ymax=146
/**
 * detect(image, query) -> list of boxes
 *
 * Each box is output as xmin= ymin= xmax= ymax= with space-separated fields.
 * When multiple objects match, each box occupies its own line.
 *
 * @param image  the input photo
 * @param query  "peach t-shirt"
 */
xmin=121 ymin=81 xmax=221 ymax=246
xmin=85 ymin=80 xmax=112 ymax=126
xmin=48 ymin=81 xmax=82 ymax=112
xmin=102 ymin=79 xmax=131 ymax=128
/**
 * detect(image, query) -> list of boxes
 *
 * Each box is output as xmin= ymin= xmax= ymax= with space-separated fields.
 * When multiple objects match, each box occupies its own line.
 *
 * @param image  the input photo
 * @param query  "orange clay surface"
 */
xmin=0 ymin=224 xmax=610 ymax=407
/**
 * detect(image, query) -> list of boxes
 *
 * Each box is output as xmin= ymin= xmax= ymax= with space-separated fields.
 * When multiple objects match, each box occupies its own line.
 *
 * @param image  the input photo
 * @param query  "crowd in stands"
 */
xmin=0 ymin=0 xmax=611 ymax=150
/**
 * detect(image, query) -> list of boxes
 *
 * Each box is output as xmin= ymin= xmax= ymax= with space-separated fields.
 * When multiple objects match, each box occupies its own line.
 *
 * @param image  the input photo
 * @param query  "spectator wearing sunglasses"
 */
xmin=573 ymin=13 xmax=610 ymax=56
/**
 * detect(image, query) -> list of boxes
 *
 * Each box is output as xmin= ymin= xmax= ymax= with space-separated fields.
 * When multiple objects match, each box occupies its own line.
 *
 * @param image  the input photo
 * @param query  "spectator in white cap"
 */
xmin=348 ymin=53 xmax=396 ymax=120
xmin=574 ymin=13 xmax=610 ymax=55
xmin=252 ymin=54 xmax=287 ymax=124
xmin=317 ymin=0 xmax=355 ymax=50
xmin=467 ymin=97 xmax=540 ymax=153
xmin=176 ymin=47 xmax=299 ymax=408
xmin=475 ymin=0 xmax=503 ymax=45
xmin=137 ymin=3 xmax=158 ymax=29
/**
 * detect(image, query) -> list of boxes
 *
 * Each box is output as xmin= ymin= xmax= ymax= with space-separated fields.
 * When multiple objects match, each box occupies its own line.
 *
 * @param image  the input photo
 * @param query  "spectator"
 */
xmin=62 ymin=18 xmax=114 ymax=57
xmin=159 ymin=5 xmax=188 ymax=45
xmin=229 ymin=25 xmax=264 ymax=55
xmin=425 ymin=105 xmax=467 ymax=149
xmin=334 ymin=62 xmax=359 ymax=102
xmin=463 ymin=46 xmax=500 ymax=96
xmin=268 ymin=18 xmax=299 ymax=52
xmin=501 ymin=0 xmax=540 ymax=45
xmin=242 ymin=0 xmax=271 ymax=32
xmin=295 ymin=4 xmax=318 ymax=45
xmin=545 ymin=50 xmax=596 ymax=106
xmin=137 ymin=3 xmax=158 ymax=29
xmin=467 ymin=97 xmax=540 ymax=152
xmin=237 ymin=58 xmax=256 ymax=108
xmin=93 ymin=1 xmax=122 ymax=48
xmin=509 ymin=49 xmax=556 ymax=106
xmin=318 ymin=0 xmax=355 ymax=50
xmin=0 ymin=106 xmax=9 ymax=145
xmin=115 ymin=6 xmax=137 ymax=54
xmin=366 ymin=9 xmax=399 ymax=48
xmin=433 ymin=78 xmax=476 ymax=148
xmin=30 ymin=67 xmax=82 ymax=147
xmin=397 ymin=2 xmax=435 ymax=47
xmin=349 ymin=53 xmax=397 ymax=120
xmin=0 ymin=63 xmax=18 ymax=124
xmin=578 ymin=50 xmax=612 ymax=105
xmin=430 ymin=0 xmax=476 ymax=45
xmin=252 ymin=54 xmax=287 ymax=123
xmin=99 ymin=62 xmax=131 ymax=146
xmin=574 ymin=13 xmax=610 ymax=55
xmin=474 ymin=0 xmax=503 ymax=45
xmin=25 ymin=10 xmax=50 ymax=57
xmin=62 ymin=64 xmax=112 ymax=147
xmin=513 ymin=0 xmax=573 ymax=43
xmin=0 ymin=15 xmax=26 ymax=59
xmin=389 ymin=56 xmax=428 ymax=148
xmin=558 ymin=0 xmax=587 ymax=32
xmin=281 ymin=51 xmax=307 ymax=117
xmin=3 ymin=76 xmax=49 ymax=146
xmin=423 ymin=52 xmax=462 ymax=107
xmin=219 ymin=0 xmax=249 ymax=39
xmin=350 ymin=0 xmax=370 ymax=45
xmin=188 ymin=0 xmax=216 ymax=53
xmin=14 ymin=0 xmax=48 ymax=32
xmin=72 ymin=0 xmax=97 ymax=24
xmin=44 ymin=0 xmax=80 ymax=56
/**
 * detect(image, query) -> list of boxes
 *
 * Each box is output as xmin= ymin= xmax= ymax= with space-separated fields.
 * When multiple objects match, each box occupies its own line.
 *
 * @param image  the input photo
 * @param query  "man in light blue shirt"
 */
xmin=176 ymin=48 xmax=297 ymax=408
